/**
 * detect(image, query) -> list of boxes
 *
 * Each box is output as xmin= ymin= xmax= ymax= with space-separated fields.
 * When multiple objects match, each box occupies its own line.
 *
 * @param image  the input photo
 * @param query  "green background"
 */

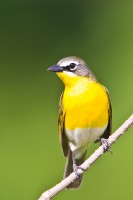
xmin=0 ymin=0 xmax=133 ymax=199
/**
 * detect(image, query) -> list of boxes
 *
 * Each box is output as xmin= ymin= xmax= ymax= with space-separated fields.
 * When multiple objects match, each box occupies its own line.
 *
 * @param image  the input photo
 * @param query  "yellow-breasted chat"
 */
xmin=48 ymin=56 xmax=112 ymax=189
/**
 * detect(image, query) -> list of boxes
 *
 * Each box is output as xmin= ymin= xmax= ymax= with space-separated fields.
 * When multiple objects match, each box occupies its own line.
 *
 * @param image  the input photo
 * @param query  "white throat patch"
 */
xmin=63 ymin=71 xmax=76 ymax=76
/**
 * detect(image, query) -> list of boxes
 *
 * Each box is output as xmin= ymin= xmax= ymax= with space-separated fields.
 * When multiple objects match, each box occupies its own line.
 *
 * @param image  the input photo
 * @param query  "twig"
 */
xmin=38 ymin=114 xmax=133 ymax=200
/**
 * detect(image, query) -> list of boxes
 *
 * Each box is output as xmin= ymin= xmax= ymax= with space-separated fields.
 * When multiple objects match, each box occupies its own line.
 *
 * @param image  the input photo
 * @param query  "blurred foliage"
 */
xmin=0 ymin=0 xmax=133 ymax=199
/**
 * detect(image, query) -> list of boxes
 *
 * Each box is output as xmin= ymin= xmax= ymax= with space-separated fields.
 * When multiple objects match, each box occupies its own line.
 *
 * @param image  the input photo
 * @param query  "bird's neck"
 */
xmin=57 ymin=71 xmax=93 ymax=88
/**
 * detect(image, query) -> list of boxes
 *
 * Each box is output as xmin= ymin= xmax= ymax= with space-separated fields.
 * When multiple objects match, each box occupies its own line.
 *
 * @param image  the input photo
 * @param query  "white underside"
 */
xmin=66 ymin=126 xmax=107 ymax=159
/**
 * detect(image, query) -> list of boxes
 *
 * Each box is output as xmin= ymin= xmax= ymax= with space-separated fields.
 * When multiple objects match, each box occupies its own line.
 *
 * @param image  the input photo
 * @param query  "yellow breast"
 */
xmin=60 ymin=74 xmax=109 ymax=130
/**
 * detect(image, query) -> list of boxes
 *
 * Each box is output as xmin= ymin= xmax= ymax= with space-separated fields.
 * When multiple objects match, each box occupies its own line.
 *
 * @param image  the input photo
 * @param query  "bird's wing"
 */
xmin=102 ymin=87 xmax=112 ymax=139
xmin=58 ymin=93 xmax=69 ymax=157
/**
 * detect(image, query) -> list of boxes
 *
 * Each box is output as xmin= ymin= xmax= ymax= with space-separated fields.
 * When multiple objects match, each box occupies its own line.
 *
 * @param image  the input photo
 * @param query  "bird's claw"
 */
xmin=73 ymin=164 xmax=80 ymax=178
xmin=73 ymin=164 xmax=86 ymax=179
xmin=101 ymin=138 xmax=112 ymax=154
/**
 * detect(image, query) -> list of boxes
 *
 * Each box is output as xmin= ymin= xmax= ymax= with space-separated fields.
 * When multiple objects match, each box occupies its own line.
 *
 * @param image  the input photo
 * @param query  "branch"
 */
xmin=38 ymin=114 xmax=133 ymax=200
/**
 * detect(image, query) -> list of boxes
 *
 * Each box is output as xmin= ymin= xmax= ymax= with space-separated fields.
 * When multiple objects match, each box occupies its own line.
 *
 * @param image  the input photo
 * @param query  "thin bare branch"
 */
xmin=38 ymin=114 xmax=133 ymax=200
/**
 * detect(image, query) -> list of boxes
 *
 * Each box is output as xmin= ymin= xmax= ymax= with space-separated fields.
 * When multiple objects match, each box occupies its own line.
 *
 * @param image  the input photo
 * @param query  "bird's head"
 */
xmin=48 ymin=56 xmax=96 ymax=85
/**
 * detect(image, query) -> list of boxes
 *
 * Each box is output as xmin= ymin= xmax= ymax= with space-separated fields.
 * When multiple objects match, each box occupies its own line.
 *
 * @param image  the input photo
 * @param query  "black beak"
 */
xmin=47 ymin=64 xmax=63 ymax=72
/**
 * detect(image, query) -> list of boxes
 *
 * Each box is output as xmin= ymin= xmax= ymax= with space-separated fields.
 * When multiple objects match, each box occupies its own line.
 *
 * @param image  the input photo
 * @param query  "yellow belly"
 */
xmin=63 ymin=78 xmax=109 ymax=130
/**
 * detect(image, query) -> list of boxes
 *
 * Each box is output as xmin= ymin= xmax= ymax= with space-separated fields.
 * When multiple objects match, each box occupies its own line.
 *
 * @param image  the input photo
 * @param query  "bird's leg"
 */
xmin=72 ymin=151 xmax=86 ymax=179
xmin=72 ymin=151 xmax=80 ymax=178
xmin=101 ymin=138 xmax=113 ymax=154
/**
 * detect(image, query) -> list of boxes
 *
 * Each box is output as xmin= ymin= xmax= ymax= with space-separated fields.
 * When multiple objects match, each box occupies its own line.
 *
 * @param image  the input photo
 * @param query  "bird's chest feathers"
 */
xmin=63 ymin=78 xmax=108 ymax=129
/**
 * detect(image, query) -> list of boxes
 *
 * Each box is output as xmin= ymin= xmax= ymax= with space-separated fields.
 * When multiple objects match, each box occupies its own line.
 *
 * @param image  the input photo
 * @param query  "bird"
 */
xmin=47 ymin=56 xmax=112 ymax=189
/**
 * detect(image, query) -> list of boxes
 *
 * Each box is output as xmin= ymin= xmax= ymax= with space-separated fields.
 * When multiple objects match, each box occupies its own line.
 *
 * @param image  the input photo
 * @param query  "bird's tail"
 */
xmin=64 ymin=150 xmax=86 ymax=189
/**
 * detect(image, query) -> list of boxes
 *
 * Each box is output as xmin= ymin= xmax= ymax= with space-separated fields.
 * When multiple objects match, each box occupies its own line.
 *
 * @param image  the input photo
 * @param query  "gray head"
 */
xmin=48 ymin=56 xmax=96 ymax=81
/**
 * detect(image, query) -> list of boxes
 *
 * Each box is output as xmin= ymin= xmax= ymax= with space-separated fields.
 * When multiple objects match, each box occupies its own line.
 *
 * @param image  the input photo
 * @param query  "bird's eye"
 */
xmin=69 ymin=63 xmax=77 ymax=71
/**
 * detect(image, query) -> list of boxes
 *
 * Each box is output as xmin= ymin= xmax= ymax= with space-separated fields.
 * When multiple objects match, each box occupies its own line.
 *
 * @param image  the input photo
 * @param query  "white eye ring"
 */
xmin=69 ymin=63 xmax=77 ymax=71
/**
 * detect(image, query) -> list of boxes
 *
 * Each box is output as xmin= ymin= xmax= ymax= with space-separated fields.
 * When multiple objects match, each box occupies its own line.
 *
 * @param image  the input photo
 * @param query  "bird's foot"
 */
xmin=73 ymin=164 xmax=86 ymax=179
xmin=101 ymin=138 xmax=113 ymax=154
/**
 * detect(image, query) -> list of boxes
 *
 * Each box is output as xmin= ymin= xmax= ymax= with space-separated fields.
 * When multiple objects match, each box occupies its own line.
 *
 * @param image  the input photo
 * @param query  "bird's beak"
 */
xmin=47 ymin=64 xmax=63 ymax=72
